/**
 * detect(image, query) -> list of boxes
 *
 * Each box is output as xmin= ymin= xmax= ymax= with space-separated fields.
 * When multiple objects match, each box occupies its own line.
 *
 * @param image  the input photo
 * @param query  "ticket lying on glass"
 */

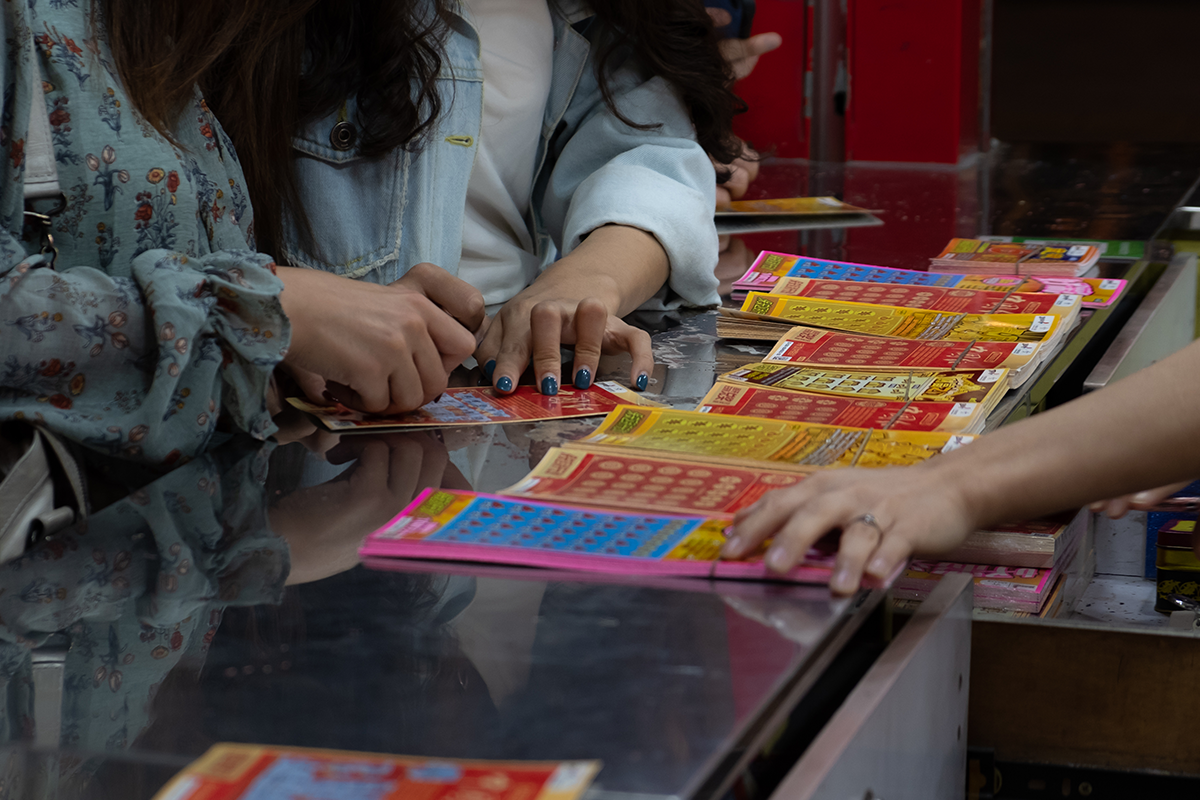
xmin=289 ymin=381 xmax=659 ymax=431
xmin=153 ymin=743 xmax=601 ymax=800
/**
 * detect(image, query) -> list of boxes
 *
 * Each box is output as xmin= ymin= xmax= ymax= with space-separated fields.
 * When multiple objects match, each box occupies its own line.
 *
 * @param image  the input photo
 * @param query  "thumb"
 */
xmin=290 ymin=365 xmax=331 ymax=405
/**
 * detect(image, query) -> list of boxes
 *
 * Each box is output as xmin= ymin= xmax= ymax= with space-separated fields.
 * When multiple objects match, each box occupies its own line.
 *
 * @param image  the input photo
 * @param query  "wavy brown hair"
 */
xmin=103 ymin=0 xmax=744 ymax=259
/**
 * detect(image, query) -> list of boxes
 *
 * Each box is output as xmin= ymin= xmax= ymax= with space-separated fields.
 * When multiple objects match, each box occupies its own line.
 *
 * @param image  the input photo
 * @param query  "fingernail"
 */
xmin=635 ymin=373 xmax=649 ymax=392
xmin=322 ymin=390 xmax=335 ymax=403
xmin=831 ymin=569 xmax=852 ymax=592
xmin=1132 ymin=491 xmax=1154 ymax=504
xmin=484 ymin=360 xmax=496 ymax=380
xmin=496 ymin=376 xmax=513 ymax=393
xmin=573 ymin=367 xmax=592 ymax=390
xmin=433 ymin=394 xmax=444 ymax=403
xmin=767 ymin=548 xmax=790 ymax=572
xmin=867 ymin=557 xmax=889 ymax=577
xmin=540 ymin=375 xmax=558 ymax=396
xmin=721 ymin=534 xmax=741 ymax=556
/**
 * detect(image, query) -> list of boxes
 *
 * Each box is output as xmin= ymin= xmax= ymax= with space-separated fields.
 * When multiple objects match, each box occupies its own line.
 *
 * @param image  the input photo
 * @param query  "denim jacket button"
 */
xmin=330 ymin=121 xmax=358 ymax=152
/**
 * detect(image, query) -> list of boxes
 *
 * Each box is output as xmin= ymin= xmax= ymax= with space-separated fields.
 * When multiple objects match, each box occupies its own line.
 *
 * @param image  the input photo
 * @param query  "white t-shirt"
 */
xmin=457 ymin=0 xmax=554 ymax=307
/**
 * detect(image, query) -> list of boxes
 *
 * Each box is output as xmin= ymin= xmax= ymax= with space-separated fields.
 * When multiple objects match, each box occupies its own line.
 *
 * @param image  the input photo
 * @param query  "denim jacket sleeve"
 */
xmin=540 ymin=46 xmax=721 ymax=311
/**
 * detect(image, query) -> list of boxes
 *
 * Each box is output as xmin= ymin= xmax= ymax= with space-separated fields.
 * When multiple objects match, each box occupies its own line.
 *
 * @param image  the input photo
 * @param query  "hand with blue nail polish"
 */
xmin=470 ymin=225 xmax=664 ymax=397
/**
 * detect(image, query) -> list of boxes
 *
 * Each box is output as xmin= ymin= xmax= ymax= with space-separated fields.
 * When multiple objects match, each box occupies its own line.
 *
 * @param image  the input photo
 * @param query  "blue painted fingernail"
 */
xmin=540 ymin=375 xmax=558 ymax=396
xmin=484 ymin=360 xmax=496 ymax=380
xmin=573 ymin=367 xmax=591 ymax=390
xmin=635 ymin=373 xmax=649 ymax=392
xmin=496 ymin=376 xmax=513 ymax=393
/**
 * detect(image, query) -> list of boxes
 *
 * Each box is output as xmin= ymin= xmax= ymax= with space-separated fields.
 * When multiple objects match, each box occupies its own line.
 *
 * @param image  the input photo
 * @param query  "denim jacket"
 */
xmin=284 ymin=0 xmax=721 ymax=310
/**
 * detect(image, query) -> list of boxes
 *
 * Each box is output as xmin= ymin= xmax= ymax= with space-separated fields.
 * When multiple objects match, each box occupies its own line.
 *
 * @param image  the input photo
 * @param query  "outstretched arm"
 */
xmin=725 ymin=336 xmax=1200 ymax=594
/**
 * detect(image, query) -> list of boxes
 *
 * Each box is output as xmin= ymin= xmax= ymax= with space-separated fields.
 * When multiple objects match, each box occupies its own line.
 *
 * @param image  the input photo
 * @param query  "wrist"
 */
xmin=540 ymin=258 xmax=624 ymax=314
xmin=922 ymin=451 xmax=993 ymax=528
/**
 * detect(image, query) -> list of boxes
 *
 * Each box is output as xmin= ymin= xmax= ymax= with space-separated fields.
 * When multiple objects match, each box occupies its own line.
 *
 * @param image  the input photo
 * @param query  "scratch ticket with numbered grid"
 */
xmin=696 ymin=382 xmax=993 ymax=435
xmin=501 ymin=446 xmax=805 ymax=516
xmin=360 ymin=488 xmax=902 ymax=586
xmin=762 ymin=326 xmax=1045 ymax=388
xmin=571 ymin=405 xmax=974 ymax=472
xmin=732 ymin=250 xmax=1126 ymax=308
xmin=152 ymin=743 xmax=601 ymax=800
xmin=288 ymin=382 xmax=659 ymax=432
xmin=716 ymin=362 xmax=1010 ymax=405
xmin=739 ymin=292 xmax=1063 ymax=344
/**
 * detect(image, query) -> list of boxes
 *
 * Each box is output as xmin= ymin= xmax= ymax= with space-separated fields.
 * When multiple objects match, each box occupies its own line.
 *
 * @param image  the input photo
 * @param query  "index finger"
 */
xmin=411 ymin=295 xmax=478 ymax=373
xmin=393 ymin=263 xmax=487 ymax=334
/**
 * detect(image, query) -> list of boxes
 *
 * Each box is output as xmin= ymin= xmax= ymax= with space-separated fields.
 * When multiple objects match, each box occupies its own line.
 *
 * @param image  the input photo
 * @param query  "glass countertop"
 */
xmin=5 ymin=143 xmax=1198 ymax=798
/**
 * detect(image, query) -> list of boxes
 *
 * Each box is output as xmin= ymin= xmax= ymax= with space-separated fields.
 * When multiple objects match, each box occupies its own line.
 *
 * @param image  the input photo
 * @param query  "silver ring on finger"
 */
xmin=849 ymin=513 xmax=885 ymax=538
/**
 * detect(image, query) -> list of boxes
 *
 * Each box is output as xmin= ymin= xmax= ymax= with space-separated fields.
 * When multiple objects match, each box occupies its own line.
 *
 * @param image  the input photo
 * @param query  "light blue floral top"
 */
xmin=0 ymin=0 xmax=289 ymax=466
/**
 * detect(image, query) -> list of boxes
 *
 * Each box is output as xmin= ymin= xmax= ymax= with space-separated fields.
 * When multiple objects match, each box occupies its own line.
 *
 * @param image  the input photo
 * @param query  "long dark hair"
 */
xmin=103 ymin=0 xmax=743 ymax=259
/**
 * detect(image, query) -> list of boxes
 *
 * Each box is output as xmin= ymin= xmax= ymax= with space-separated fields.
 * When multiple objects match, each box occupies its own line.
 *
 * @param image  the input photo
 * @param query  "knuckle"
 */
xmin=578 ymin=296 xmax=607 ymax=314
xmin=529 ymin=301 xmax=560 ymax=325
xmin=464 ymin=292 xmax=486 ymax=318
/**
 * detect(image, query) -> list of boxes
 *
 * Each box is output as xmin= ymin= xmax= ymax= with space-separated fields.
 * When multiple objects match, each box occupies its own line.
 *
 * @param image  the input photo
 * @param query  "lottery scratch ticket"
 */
xmin=740 ymin=292 xmax=1062 ymax=344
xmin=769 ymin=276 xmax=1080 ymax=319
xmin=733 ymin=250 xmax=1126 ymax=308
xmin=763 ymin=326 xmax=1044 ymax=387
xmin=288 ymin=382 xmax=658 ymax=432
xmin=717 ymin=196 xmax=873 ymax=216
xmin=572 ymin=406 xmax=972 ymax=471
xmin=360 ymin=488 xmax=897 ymax=586
xmin=153 ymin=743 xmax=600 ymax=800
xmin=717 ymin=362 xmax=1010 ymax=405
xmin=501 ymin=446 xmax=805 ymax=515
xmin=696 ymin=382 xmax=992 ymax=434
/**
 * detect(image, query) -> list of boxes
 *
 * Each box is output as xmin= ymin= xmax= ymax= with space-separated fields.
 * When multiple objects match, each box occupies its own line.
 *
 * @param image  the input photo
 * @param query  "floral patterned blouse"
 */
xmin=0 ymin=0 xmax=289 ymax=466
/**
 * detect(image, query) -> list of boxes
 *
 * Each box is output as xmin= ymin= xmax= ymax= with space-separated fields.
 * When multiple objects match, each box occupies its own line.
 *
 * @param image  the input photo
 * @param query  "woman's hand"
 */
xmin=714 ymin=141 xmax=761 ymax=209
xmin=718 ymin=32 xmax=783 ymax=81
xmin=722 ymin=464 xmax=980 ymax=595
xmin=278 ymin=264 xmax=484 ymax=414
xmin=477 ymin=225 xmax=665 ymax=395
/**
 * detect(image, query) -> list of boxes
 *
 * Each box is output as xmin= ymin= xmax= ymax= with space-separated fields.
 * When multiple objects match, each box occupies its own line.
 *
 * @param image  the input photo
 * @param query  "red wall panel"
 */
xmin=732 ymin=0 xmax=809 ymax=158
xmin=846 ymin=0 xmax=982 ymax=164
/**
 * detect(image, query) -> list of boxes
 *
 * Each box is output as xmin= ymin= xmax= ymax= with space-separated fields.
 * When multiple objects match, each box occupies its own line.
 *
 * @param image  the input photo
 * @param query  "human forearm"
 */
xmin=930 ymin=337 xmax=1200 ymax=525
xmin=546 ymin=224 xmax=670 ymax=316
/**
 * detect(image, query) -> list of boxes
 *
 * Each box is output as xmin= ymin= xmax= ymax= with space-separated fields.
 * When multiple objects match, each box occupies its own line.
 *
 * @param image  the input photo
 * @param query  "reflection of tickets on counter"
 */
xmin=288 ymin=382 xmax=663 ymax=432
